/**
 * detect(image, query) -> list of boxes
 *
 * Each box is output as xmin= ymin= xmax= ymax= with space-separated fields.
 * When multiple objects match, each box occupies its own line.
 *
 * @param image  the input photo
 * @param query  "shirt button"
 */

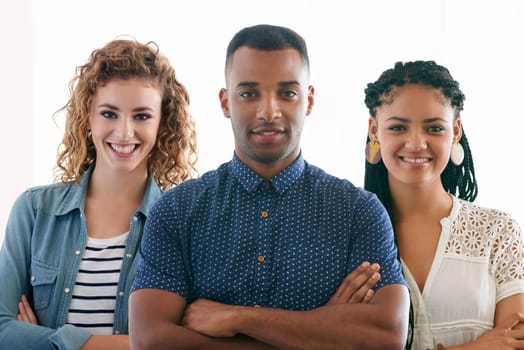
xmin=133 ymin=216 xmax=138 ymax=222
xmin=75 ymin=250 xmax=81 ymax=256
xmin=261 ymin=211 xmax=269 ymax=218
xmin=31 ymin=276 xmax=35 ymax=282
xmin=64 ymin=288 xmax=70 ymax=293
xmin=257 ymin=255 xmax=265 ymax=263
xmin=126 ymin=253 xmax=132 ymax=259
xmin=119 ymin=291 xmax=125 ymax=297
xmin=253 ymin=304 xmax=261 ymax=308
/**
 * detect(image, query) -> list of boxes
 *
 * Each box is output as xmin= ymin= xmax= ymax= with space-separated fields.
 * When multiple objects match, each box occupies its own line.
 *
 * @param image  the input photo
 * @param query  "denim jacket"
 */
xmin=0 ymin=165 xmax=162 ymax=350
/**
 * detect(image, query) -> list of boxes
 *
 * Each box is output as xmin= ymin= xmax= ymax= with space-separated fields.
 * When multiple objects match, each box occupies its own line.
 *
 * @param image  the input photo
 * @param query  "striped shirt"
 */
xmin=67 ymin=232 xmax=129 ymax=335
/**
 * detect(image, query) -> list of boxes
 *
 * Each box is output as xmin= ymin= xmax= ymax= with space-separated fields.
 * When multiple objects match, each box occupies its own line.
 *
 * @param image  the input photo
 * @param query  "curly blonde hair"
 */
xmin=54 ymin=39 xmax=197 ymax=190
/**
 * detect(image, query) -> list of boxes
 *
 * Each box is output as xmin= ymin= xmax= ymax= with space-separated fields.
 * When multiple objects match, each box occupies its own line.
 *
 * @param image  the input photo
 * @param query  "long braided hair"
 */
xmin=363 ymin=61 xmax=478 ymax=349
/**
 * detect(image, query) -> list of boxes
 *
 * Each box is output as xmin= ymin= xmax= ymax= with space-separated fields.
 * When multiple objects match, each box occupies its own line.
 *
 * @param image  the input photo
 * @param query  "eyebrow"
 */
xmin=386 ymin=116 xmax=448 ymax=123
xmin=235 ymin=80 xmax=301 ymax=88
xmin=96 ymin=103 xmax=155 ymax=112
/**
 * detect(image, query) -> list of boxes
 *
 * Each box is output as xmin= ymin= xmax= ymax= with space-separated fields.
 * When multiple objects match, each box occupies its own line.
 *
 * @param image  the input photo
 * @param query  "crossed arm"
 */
xmin=16 ymin=295 xmax=129 ymax=350
xmin=14 ymin=262 xmax=381 ymax=350
xmin=443 ymin=294 xmax=524 ymax=350
xmin=129 ymin=262 xmax=409 ymax=350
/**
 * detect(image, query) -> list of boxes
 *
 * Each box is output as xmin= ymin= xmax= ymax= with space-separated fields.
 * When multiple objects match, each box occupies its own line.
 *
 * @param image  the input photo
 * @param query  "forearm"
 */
xmin=0 ymin=320 xmax=55 ymax=350
xmin=235 ymin=302 xmax=407 ymax=350
xmin=131 ymin=322 xmax=275 ymax=350
xmin=81 ymin=335 xmax=129 ymax=350
xmin=0 ymin=319 xmax=91 ymax=350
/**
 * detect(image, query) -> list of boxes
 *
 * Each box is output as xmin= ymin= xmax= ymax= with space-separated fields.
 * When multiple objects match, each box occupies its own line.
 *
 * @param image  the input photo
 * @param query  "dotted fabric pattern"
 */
xmin=132 ymin=153 xmax=405 ymax=310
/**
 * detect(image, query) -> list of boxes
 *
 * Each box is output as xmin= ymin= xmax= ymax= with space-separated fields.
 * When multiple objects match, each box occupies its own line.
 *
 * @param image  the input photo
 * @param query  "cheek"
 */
xmin=141 ymin=124 xmax=161 ymax=147
xmin=377 ymin=136 xmax=397 ymax=155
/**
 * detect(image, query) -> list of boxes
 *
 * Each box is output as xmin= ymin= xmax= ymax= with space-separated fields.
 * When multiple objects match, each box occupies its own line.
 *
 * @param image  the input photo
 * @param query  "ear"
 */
xmin=219 ymin=88 xmax=230 ymax=119
xmin=305 ymin=85 xmax=315 ymax=116
xmin=368 ymin=117 xmax=378 ymax=140
xmin=453 ymin=117 xmax=463 ymax=142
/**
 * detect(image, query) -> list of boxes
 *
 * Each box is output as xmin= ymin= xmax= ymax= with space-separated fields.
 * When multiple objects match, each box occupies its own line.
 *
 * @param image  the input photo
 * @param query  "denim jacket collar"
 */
xmin=53 ymin=164 xmax=162 ymax=217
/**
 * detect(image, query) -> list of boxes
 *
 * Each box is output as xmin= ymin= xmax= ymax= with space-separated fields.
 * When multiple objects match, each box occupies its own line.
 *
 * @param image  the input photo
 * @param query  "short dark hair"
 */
xmin=224 ymin=24 xmax=310 ymax=76
xmin=363 ymin=60 xmax=478 ymax=218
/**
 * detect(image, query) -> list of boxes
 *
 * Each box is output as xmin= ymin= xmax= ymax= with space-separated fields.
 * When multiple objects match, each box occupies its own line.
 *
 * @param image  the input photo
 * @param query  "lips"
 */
xmin=251 ymin=127 xmax=285 ymax=135
xmin=110 ymin=143 xmax=138 ymax=154
xmin=400 ymin=156 xmax=431 ymax=164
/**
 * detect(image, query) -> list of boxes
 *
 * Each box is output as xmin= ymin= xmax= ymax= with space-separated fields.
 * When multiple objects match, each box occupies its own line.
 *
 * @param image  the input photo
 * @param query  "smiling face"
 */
xmin=369 ymin=84 xmax=462 ymax=189
xmin=219 ymin=47 xmax=314 ymax=178
xmin=88 ymin=78 xmax=162 ymax=177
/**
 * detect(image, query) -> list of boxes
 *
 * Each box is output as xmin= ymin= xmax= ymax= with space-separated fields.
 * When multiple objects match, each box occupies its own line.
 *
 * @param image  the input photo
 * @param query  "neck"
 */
xmin=389 ymin=181 xmax=453 ymax=221
xmin=88 ymin=166 xmax=148 ymax=202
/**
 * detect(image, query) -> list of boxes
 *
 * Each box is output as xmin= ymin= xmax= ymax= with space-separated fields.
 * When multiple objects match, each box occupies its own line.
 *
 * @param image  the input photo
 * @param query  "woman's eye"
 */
xmin=135 ymin=114 xmax=151 ymax=121
xmin=101 ymin=111 xmax=116 ymax=119
xmin=428 ymin=126 xmax=445 ymax=132
xmin=388 ymin=125 xmax=405 ymax=131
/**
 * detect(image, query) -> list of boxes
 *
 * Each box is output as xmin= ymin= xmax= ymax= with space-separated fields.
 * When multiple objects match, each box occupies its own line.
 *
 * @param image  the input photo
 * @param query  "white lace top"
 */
xmin=403 ymin=196 xmax=524 ymax=350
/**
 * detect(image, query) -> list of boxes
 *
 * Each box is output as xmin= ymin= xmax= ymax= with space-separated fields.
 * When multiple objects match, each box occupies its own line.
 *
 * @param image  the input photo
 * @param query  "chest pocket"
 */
xmin=30 ymin=261 xmax=58 ymax=310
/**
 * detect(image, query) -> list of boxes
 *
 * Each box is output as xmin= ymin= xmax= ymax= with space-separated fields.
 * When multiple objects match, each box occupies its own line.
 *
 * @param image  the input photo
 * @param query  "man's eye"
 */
xmin=281 ymin=90 xmax=297 ymax=98
xmin=240 ymin=91 xmax=256 ymax=98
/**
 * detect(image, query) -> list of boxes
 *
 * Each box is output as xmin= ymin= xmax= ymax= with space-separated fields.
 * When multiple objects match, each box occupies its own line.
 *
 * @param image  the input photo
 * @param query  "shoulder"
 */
xmin=447 ymin=198 xmax=522 ymax=252
xmin=155 ymin=163 xmax=230 ymax=207
xmin=456 ymin=198 xmax=521 ymax=231
xmin=14 ymin=181 xmax=80 ymax=214
xmin=303 ymin=162 xmax=377 ymax=200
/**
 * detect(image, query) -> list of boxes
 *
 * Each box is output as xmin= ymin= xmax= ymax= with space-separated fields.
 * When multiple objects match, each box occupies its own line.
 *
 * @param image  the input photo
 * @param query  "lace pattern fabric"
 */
xmin=445 ymin=199 xmax=524 ymax=289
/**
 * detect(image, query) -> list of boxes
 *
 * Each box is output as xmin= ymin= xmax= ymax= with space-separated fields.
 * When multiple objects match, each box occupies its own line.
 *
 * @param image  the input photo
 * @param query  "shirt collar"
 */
xmin=55 ymin=164 xmax=162 ymax=217
xmin=230 ymin=152 xmax=305 ymax=193
xmin=138 ymin=174 xmax=163 ymax=217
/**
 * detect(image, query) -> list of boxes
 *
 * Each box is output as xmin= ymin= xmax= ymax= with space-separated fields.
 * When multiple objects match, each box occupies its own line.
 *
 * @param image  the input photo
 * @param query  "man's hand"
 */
xmin=326 ymin=261 xmax=380 ymax=305
xmin=17 ymin=294 xmax=38 ymax=324
xmin=182 ymin=299 xmax=243 ymax=337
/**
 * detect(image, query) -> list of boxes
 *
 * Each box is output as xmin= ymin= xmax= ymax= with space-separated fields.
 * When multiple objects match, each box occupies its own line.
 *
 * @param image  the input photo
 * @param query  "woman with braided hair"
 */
xmin=363 ymin=60 xmax=524 ymax=349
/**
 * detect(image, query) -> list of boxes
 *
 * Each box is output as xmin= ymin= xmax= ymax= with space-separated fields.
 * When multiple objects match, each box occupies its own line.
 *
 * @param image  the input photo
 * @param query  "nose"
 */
xmin=256 ymin=95 xmax=282 ymax=122
xmin=405 ymin=130 xmax=427 ymax=151
xmin=115 ymin=117 xmax=135 ymax=139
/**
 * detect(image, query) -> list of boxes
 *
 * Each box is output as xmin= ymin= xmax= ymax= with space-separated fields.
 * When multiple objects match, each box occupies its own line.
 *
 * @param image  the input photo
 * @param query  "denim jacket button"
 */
xmin=75 ymin=250 xmax=81 ymax=255
xmin=64 ymin=288 xmax=70 ymax=293
xmin=31 ymin=275 xmax=35 ymax=282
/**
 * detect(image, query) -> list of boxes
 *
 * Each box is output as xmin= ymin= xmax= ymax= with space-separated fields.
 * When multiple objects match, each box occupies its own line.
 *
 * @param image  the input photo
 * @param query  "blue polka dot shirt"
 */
xmin=132 ymin=153 xmax=405 ymax=310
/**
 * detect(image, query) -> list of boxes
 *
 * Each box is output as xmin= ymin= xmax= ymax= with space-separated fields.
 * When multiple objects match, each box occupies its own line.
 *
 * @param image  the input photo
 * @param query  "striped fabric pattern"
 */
xmin=67 ymin=232 xmax=129 ymax=335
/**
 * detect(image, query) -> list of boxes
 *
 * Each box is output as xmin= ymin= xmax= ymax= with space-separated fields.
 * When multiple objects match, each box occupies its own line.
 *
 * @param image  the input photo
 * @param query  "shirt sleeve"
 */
xmin=0 ymin=192 xmax=92 ymax=350
xmin=132 ymin=191 xmax=192 ymax=300
xmin=491 ymin=210 xmax=524 ymax=302
xmin=350 ymin=192 xmax=406 ymax=290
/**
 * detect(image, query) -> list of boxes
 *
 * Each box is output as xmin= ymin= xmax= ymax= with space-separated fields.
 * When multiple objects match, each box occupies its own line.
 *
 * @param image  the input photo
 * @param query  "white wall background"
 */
xmin=1 ymin=0 xmax=522 ymax=244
